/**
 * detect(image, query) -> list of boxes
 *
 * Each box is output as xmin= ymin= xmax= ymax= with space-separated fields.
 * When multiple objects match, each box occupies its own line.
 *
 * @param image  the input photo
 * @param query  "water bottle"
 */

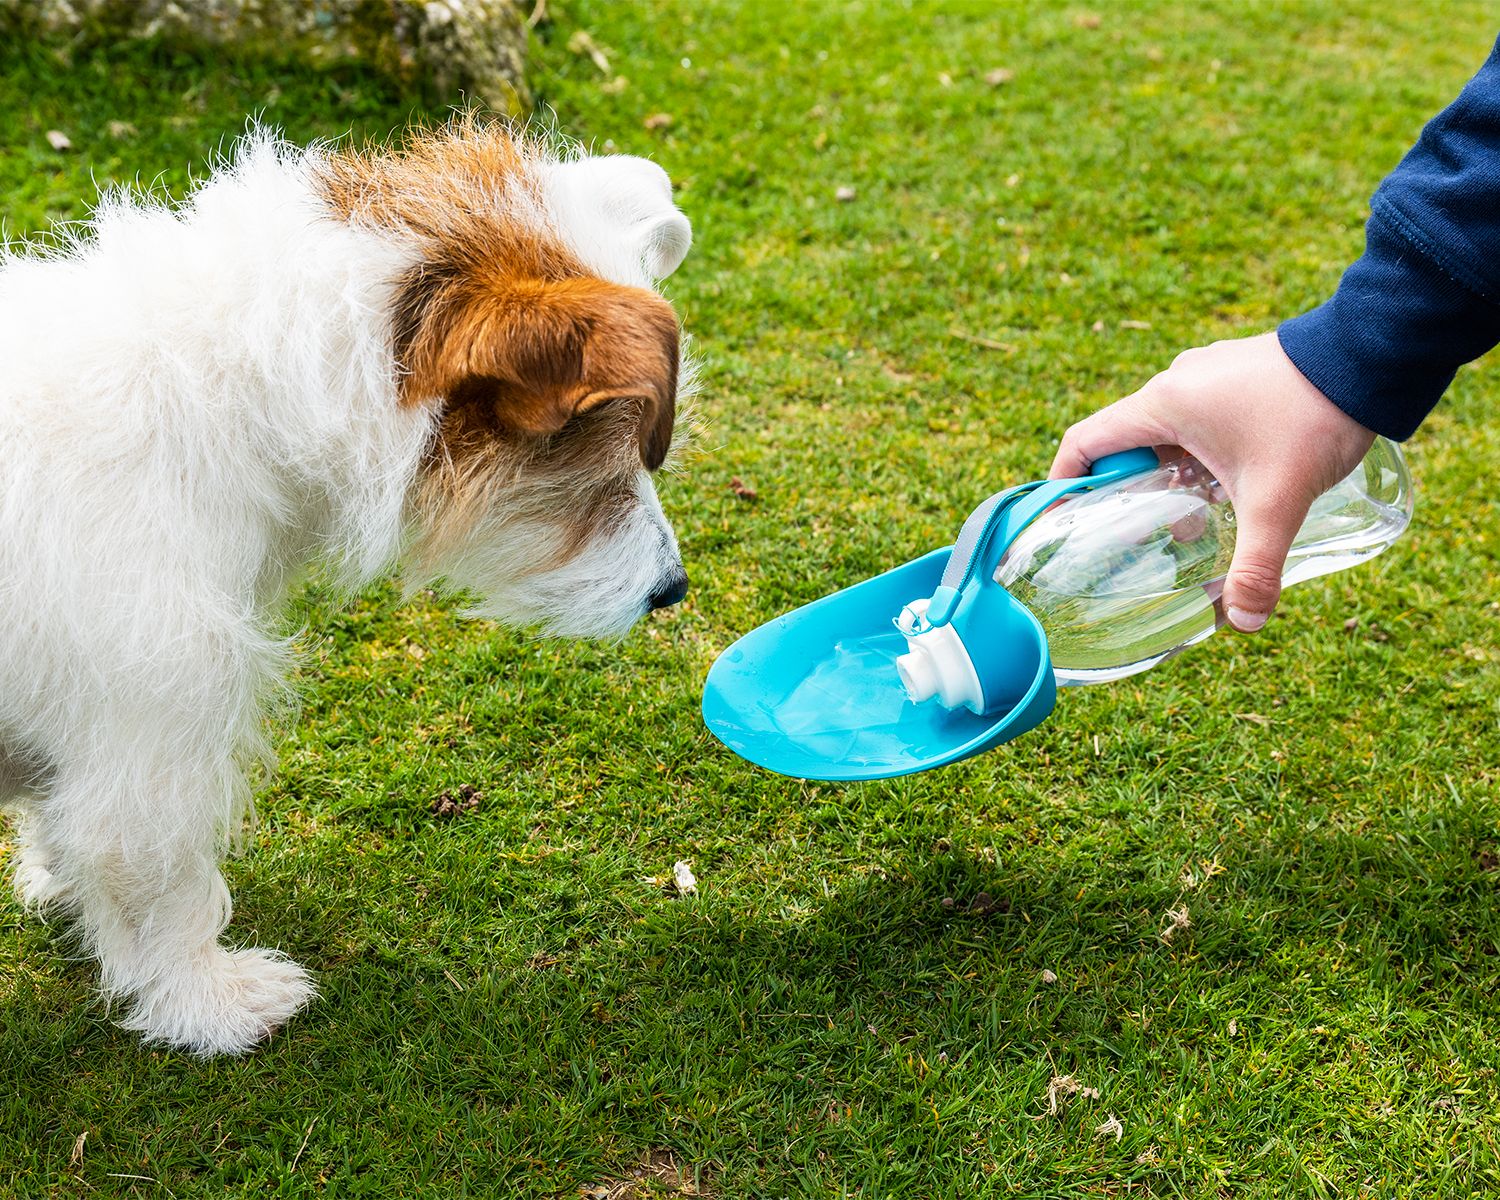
xmin=702 ymin=439 xmax=1413 ymax=782
xmin=902 ymin=438 xmax=1413 ymax=694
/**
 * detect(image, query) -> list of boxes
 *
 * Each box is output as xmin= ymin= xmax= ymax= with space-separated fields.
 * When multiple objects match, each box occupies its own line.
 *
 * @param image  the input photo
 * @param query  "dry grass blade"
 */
xmin=291 ymin=1116 xmax=318 ymax=1170
xmin=949 ymin=328 xmax=1018 ymax=353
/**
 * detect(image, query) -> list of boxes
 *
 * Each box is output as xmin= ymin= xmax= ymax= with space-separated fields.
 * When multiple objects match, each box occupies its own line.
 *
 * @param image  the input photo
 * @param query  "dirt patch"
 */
xmin=430 ymin=783 xmax=481 ymax=820
xmin=581 ymin=1148 xmax=713 ymax=1199
xmin=940 ymin=891 xmax=1009 ymax=917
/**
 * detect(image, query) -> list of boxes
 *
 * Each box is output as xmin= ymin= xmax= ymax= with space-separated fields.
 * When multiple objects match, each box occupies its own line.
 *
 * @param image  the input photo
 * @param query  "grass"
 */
xmin=2 ymin=2 xmax=1499 ymax=1195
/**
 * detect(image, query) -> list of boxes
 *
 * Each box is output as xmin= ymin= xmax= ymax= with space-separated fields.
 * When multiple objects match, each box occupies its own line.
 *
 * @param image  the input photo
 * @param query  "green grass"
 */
xmin=3 ymin=2 xmax=1500 ymax=1195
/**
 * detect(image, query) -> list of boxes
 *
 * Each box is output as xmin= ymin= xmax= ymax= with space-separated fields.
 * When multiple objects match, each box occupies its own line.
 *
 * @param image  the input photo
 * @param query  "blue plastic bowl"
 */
xmin=701 ymin=548 xmax=1057 ymax=781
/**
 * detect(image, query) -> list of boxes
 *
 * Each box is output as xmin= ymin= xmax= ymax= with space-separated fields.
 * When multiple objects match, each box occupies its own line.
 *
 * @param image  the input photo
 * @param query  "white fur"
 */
xmin=0 ymin=132 xmax=691 ymax=1055
xmin=541 ymin=155 xmax=693 ymax=284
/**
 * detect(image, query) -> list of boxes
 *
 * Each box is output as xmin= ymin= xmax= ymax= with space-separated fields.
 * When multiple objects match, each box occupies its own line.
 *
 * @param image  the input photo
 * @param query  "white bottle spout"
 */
xmin=896 ymin=599 xmax=986 ymax=712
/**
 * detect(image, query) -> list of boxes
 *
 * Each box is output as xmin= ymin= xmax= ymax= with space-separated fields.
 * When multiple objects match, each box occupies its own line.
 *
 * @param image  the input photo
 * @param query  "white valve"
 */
xmin=894 ymin=598 xmax=985 ymax=712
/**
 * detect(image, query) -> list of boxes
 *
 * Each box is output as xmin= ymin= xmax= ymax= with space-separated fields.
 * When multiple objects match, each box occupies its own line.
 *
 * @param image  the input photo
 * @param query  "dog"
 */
xmin=0 ymin=119 xmax=694 ymax=1055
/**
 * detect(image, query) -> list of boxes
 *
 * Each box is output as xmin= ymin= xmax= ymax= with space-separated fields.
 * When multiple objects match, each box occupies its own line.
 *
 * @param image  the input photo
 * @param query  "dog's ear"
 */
xmin=399 ymin=276 xmax=679 ymax=469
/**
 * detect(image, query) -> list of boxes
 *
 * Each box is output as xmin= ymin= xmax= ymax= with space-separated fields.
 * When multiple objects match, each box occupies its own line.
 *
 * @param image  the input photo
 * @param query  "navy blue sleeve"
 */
xmin=1278 ymin=35 xmax=1500 ymax=440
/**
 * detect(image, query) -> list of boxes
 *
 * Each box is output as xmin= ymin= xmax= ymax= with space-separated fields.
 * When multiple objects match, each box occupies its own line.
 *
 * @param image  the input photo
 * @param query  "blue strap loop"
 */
xmin=919 ymin=447 xmax=1159 ymax=630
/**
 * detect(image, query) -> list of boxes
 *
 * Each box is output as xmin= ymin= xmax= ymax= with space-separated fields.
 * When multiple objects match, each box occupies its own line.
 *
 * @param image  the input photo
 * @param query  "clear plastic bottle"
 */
xmin=993 ymin=438 xmax=1414 ymax=685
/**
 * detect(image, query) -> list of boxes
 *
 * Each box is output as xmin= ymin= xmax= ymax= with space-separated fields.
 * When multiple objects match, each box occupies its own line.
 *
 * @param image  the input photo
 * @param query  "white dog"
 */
xmin=0 ymin=120 xmax=694 ymax=1055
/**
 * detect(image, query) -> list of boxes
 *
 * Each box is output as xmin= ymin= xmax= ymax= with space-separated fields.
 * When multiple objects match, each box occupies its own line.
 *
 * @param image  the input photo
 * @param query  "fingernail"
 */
xmin=1227 ymin=607 xmax=1268 ymax=632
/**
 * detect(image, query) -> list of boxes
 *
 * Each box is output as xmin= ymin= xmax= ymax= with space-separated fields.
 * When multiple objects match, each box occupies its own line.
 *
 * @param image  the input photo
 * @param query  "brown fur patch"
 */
xmin=399 ymin=273 xmax=679 ymax=470
xmin=313 ymin=118 xmax=680 ymax=468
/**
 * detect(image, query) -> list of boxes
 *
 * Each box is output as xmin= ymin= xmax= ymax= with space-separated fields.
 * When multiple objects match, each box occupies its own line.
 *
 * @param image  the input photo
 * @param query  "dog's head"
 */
xmin=319 ymin=124 xmax=693 ymax=637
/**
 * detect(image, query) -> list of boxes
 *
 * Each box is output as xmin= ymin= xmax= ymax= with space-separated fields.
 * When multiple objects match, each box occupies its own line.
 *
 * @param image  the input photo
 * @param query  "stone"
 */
xmin=4 ymin=0 xmax=530 ymax=116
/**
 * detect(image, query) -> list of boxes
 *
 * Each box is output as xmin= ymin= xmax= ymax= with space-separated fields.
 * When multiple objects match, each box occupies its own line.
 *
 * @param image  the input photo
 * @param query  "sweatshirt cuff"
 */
xmin=1278 ymin=208 xmax=1500 ymax=440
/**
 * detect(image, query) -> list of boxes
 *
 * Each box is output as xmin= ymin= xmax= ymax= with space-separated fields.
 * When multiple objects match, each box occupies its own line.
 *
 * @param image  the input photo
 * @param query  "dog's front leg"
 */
xmin=38 ymin=746 xmax=315 ymax=1056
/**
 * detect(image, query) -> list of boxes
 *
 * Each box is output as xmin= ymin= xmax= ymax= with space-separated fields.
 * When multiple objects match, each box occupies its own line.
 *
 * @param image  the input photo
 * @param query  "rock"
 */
xmin=5 ymin=0 xmax=530 ymax=116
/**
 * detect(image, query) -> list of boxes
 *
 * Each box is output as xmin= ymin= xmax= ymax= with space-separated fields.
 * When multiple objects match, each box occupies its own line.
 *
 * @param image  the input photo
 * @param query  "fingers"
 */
xmin=1049 ymin=392 xmax=1170 ymax=480
xmin=1222 ymin=491 xmax=1307 ymax=632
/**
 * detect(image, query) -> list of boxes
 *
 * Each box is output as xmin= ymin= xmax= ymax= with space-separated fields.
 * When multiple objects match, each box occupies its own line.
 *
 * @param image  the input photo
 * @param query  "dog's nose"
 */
xmin=647 ymin=569 xmax=688 ymax=611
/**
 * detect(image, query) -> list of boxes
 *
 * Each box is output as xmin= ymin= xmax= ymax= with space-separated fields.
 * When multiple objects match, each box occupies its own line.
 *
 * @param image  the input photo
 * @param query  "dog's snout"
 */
xmin=647 ymin=568 xmax=688 ymax=611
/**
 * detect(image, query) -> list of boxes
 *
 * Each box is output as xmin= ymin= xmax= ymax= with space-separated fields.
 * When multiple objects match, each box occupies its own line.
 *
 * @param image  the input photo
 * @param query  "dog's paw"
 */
xmin=11 ymin=849 xmax=73 ymax=913
xmin=119 ymin=947 xmax=317 ymax=1056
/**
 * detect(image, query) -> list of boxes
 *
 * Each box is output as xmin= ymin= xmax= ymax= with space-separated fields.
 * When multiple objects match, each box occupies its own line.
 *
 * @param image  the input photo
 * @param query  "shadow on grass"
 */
xmin=6 ymin=811 xmax=1496 ymax=1062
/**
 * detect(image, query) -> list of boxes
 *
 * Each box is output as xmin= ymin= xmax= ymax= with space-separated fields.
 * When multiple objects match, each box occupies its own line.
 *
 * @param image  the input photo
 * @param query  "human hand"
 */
xmin=1049 ymin=331 xmax=1376 ymax=631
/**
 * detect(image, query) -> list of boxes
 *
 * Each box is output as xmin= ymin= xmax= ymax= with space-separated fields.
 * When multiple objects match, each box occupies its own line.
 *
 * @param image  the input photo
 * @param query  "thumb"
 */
xmin=1222 ymin=492 xmax=1306 ymax=632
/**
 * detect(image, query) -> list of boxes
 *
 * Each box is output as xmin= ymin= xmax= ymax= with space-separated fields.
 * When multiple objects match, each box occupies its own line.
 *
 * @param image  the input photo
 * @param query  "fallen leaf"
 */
xmin=1074 ymin=12 xmax=1102 ymax=28
xmin=937 ymin=71 xmax=953 ymax=87
xmin=45 ymin=129 xmax=72 ymax=151
xmin=1160 ymin=905 xmax=1191 ymax=944
xmin=69 ymin=1131 xmax=86 ymax=1167
xmin=835 ymin=185 xmax=856 ymax=202
xmin=1034 ymin=1074 xmax=1100 ymax=1118
xmin=985 ymin=68 xmax=1015 ymax=86
xmin=643 ymin=112 xmax=673 ymax=131
xmin=729 ymin=476 xmax=758 ymax=501
xmin=1118 ymin=319 xmax=1152 ymax=330
xmin=1039 ymin=968 xmax=1057 ymax=984
xmin=1228 ymin=1017 xmax=1239 ymax=1036
xmin=567 ymin=29 xmax=611 ymax=73
xmin=106 ymin=120 xmax=136 ymax=140
xmin=601 ymin=76 xmax=629 ymax=95
xmin=1095 ymin=1114 xmax=1124 ymax=1142
xmin=1343 ymin=616 xmax=1359 ymax=632
xmin=1232 ymin=712 xmax=1271 ymax=726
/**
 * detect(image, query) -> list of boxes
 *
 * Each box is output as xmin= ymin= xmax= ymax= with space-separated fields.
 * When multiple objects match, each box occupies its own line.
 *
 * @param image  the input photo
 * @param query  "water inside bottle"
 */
xmin=995 ymin=443 xmax=1412 ymax=685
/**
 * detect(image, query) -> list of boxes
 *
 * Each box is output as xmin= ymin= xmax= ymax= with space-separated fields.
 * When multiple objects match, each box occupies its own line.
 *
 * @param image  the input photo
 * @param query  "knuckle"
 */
xmin=1061 ymin=417 xmax=1091 ymax=445
xmin=1143 ymin=371 xmax=1178 ymax=406
xmin=1231 ymin=558 xmax=1284 ymax=598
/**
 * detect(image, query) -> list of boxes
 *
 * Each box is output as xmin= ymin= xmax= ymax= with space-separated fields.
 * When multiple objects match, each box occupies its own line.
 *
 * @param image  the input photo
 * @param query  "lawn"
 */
xmin=2 ymin=2 xmax=1499 ymax=1196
